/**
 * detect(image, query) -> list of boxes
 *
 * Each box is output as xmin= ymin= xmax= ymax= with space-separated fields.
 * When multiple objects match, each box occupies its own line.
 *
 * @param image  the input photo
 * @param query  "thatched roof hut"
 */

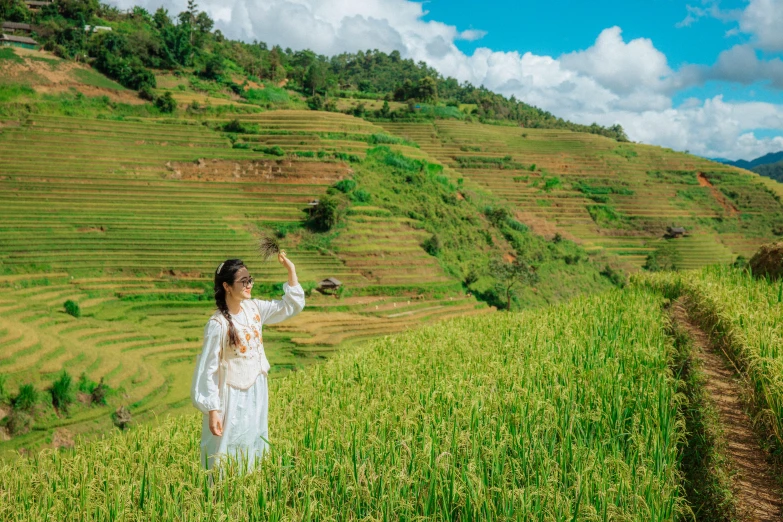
xmin=318 ymin=277 xmax=342 ymax=291
xmin=665 ymin=226 xmax=686 ymax=238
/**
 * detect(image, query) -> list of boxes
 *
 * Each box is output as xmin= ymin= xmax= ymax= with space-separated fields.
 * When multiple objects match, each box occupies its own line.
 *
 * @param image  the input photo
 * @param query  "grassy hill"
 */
xmin=0 ymin=48 xmax=623 ymax=455
xmin=380 ymin=120 xmax=783 ymax=268
xmin=3 ymin=265 xmax=783 ymax=520
xmin=1 ymin=43 xmax=783 ymax=462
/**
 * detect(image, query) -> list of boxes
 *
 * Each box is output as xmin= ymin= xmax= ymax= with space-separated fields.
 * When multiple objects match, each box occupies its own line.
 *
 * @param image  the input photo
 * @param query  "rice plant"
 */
xmin=636 ymin=265 xmax=783 ymax=452
xmin=0 ymin=289 xmax=685 ymax=521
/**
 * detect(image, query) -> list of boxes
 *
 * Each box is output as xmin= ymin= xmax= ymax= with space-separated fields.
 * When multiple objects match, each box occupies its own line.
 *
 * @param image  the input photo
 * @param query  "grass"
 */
xmin=636 ymin=265 xmax=783 ymax=463
xmin=0 ymin=288 xmax=685 ymax=520
xmin=70 ymin=69 xmax=127 ymax=91
xmin=0 ymin=47 xmax=24 ymax=64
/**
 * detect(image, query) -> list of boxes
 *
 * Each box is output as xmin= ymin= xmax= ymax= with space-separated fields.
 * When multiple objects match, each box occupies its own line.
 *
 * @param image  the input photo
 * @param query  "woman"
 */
xmin=190 ymin=252 xmax=304 ymax=477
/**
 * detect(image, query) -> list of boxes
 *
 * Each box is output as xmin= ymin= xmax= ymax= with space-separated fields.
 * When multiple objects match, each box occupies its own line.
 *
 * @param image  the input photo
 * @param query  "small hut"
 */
xmin=0 ymin=34 xmax=38 ymax=49
xmin=1 ymin=22 xmax=32 ymax=33
xmin=665 ymin=226 xmax=686 ymax=239
xmin=317 ymin=277 xmax=342 ymax=293
xmin=306 ymin=199 xmax=319 ymax=217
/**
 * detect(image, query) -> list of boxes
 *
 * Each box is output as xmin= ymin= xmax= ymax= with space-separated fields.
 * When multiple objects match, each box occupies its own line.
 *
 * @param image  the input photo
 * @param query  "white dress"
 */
xmin=190 ymin=282 xmax=305 ymax=477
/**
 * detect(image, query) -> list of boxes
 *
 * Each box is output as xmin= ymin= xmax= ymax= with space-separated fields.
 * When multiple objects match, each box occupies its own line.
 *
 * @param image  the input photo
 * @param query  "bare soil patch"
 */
xmin=1 ymin=48 xmax=145 ymax=105
xmin=672 ymin=298 xmax=783 ymax=521
xmin=51 ymin=428 xmax=75 ymax=450
xmin=698 ymin=172 xmax=740 ymax=217
xmin=167 ymin=159 xmax=351 ymax=184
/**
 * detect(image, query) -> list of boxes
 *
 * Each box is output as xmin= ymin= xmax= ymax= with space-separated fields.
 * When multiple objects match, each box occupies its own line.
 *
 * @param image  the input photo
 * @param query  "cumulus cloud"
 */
xmin=456 ymin=29 xmax=487 ymax=41
xmin=678 ymin=0 xmax=783 ymax=51
xmin=739 ymin=0 xmax=783 ymax=51
xmin=105 ymin=0 xmax=783 ymax=159
xmin=560 ymin=27 xmax=673 ymax=94
xmin=587 ymin=96 xmax=783 ymax=159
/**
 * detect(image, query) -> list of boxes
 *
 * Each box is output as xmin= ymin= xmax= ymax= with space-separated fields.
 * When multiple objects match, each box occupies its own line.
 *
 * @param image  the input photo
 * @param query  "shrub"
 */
xmin=64 ymin=299 xmax=80 ymax=318
xmin=77 ymin=372 xmax=97 ymax=394
xmin=154 ymin=92 xmax=177 ymax=113
xmin=301 ymin=281 xmax=318 ymax=298
xmin=222 ymin=118 xmax=246 ymax=133
xmin=91 ymin=378 xmax=109 ymax=406
xmin=333 ymin=179 xmax=357 ymax=193
xmin=6 ymin=409 xmax=33 ymax=435
xmin=422 ymin=234 xmax=441 ymax=256
xmin=351 ymin=188 xmax=372 ymax=203
xmin=309 ymin=195 xmax=344 ymax=231
xmin=254 ymin=145 xmax=285 ymax=156
xmin=138 ymin=85 xmax=155 ymax=101
xmin=13 ymin=383 xmax=37 ymax=411
xmin=0 ymin=374 xmax=5 ymax=402
xmin=600 ymin=265 xmax=627 ymax=287
xmin=307 ymin=94 xmax=324 ymax=110
xmin=50 ymin=370 xmax=74 ymax=413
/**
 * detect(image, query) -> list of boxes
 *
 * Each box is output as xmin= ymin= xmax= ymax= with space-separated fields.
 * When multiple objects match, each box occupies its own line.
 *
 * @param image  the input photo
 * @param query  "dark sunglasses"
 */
xmin=236 ymin=275 xmax=254 ymax=288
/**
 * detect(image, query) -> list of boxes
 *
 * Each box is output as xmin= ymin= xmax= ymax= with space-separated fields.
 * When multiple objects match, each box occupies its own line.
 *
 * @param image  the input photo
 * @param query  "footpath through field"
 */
xmin=672 ymin=297 xmax=782 ymax=520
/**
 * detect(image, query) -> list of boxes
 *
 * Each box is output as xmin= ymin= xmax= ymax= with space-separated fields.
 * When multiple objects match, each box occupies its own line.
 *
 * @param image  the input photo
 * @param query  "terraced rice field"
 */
xmin=380 ymin=121 xmax=783 ymax=269
xmin=0 ymin=111 xmax=489 ymax=454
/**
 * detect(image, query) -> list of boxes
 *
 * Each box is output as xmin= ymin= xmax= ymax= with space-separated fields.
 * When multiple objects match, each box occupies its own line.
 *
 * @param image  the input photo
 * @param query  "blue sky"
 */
xmin=112 ymin=0 xmax=783 ymax=160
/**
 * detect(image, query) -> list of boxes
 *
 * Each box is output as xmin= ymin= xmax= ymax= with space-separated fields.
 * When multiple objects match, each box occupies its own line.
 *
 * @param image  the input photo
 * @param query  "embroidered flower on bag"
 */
xmin=254 ymin=314 xmax=261 ymax=322
xmin=240 ymin=345 xmax=247 ymax=354
xmin=245 ymin=332 xmax=251 ymax=342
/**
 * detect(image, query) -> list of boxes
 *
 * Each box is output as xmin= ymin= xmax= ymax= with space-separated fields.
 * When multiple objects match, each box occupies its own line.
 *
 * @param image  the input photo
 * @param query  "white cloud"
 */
xmin=678 ymin=0 xmax=783 ymax=52
xmin=739 ymin=0 xmax=783 ymax=51
xmin=457 ymin=29 xmax=487 ymax=41
xmin=560 ymin=27 xmax=673 ymax=95
xmin=105 ymin=0 xmax=783 ymax=160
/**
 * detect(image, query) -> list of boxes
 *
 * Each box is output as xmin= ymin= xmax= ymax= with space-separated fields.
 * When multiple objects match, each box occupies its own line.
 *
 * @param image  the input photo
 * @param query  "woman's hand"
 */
xmin=208 ymin=410 xmax=223 ymax=436
xmin=278 ymin=250 xmax=298 ymax=286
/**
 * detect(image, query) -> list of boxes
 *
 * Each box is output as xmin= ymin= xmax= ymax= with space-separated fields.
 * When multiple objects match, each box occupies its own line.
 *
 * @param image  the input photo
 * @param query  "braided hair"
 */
xmin=214 ymin=258 xmax=245 ymax=348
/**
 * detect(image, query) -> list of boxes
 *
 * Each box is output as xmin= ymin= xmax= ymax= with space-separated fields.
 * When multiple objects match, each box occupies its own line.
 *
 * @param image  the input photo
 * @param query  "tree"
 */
xmin=416 ymin=76 xmax=438 ymax=102
xmin=309 ymin=195 xmax=345 ymax=231
xmin=304 ymin=62 xmax=327 ymax=96
xmin=0 ymin=0 xmax=30 ymax=22
xmin=490 ymin=257 xmax=538 ymax=310
xmin=155 ymin=91 xmax=177 ymax=113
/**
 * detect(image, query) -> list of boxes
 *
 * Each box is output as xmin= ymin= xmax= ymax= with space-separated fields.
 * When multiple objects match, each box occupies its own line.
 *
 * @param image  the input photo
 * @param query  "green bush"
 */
xmin=333 ymin=179 xmax=357 ymax=193
xmin=0 ymin=374 xmax=6 ymax=402
xmin=50 ymin=370 xmax=75 ymax=413
xmin=222 ymin=118 xmax=247 ymax=133
xmin=64 ymin=299 xmax=81 ymax=318
xmin=154 ymin=92 xmax=177 ymax=113
xmin=351 ymin=188 xmax=372 ymax=203
xmin=78 ymin=372 xmax=97 ymax=394
xmin=301 ymin=281 xmax=318 ymax=297
xmin=308 ymin=195 xmax=344 ymax=231
xmin=422 ymin=234 xmax=441 ymax=256
xmin=13 ymin=383 xmax=37 ymax=411
xmin=254 ymin=145 xmax=285 ymax=156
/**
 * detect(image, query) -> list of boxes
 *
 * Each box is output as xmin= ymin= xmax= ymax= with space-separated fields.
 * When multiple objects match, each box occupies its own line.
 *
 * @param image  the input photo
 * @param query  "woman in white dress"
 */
xmin=190 ymin=253 xmax=305 ymax=477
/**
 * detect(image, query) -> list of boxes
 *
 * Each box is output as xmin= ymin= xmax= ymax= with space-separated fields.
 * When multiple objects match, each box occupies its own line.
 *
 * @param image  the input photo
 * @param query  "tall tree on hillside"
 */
xmin=490 ymin=257 xmax=538 ymax=310
xmin=416 ymin=76 xmax=438 ymax=102
xmin=304 ymin=61 xmax=327 ymax=96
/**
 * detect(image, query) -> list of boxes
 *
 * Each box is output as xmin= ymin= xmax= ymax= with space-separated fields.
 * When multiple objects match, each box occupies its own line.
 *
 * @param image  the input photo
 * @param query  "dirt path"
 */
xmin=672 ymin=299 xmax=783 ymax=521
xmin=697 ymin=172 xmax=740 ymax=217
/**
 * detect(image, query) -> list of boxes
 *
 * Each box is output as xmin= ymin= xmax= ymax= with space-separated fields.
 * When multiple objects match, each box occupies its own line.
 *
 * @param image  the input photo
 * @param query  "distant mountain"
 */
xmin=715 ymin=151 xmax=783 ymax=170
xmin=753 ymin=160 xmax=783 ymax=183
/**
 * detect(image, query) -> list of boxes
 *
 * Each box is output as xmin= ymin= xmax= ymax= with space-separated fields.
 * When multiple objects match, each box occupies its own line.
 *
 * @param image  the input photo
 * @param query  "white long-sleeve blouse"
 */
xmin=190 ymin=282 xmax=305 ymax=414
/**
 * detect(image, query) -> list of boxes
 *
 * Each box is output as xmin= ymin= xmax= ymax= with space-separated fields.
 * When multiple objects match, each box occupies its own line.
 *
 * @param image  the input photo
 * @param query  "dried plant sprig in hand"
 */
xmin=259 ymin=234 xmax=281 ymax=261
